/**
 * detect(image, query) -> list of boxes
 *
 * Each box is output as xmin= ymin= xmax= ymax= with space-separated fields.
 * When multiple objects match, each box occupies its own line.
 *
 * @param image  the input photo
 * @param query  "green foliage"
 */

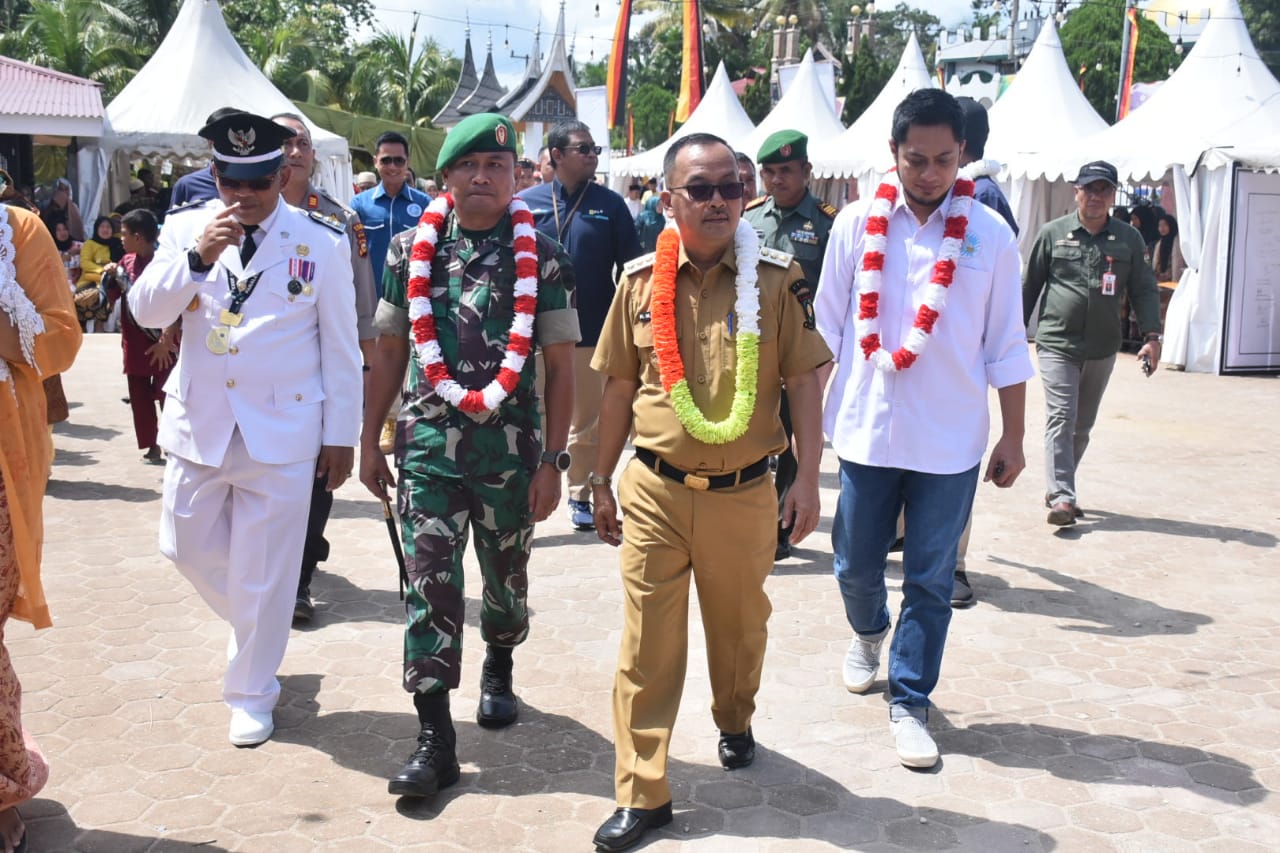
xmin=839 ymin=36 xmax=889 ymax=124
xmin=345 ymin=24 xmax=459 ymax=126
xmin=12 ymin=0 xmax=143 ymax=97
xmin=628 ymin=82 xmax=676 ymax=150
xmin=1060 ymin=0 xmax=1179 ymax=123
xmin=1240 ymin=0 xmax=1280 ymax=79
xmin=577 ymin=58 xmax=607 ymax=88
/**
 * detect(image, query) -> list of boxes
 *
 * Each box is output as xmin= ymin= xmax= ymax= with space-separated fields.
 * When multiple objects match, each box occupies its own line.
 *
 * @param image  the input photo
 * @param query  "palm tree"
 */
xmin=14 ymin=0 xmax=143 ymax=96
xmin=344 ymin=17 xmax=458 ymax=125
xmin=239 ymin=15 xmax=332 ymax=104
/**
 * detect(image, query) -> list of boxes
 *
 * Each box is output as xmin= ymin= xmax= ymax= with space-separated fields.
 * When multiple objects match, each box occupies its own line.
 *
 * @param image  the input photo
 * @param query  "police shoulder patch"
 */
xmin=306 ymin=209 xmax=345 ymax=234
xmin=744 ymin=195 xmax=767 ymax=211
xmin=818 ymin=201 xmax=838 ymax=219
xmin=623 ymin=252 xmax=656 ymax=277
xmin=758 ymin=246 xmax=794 ymax=268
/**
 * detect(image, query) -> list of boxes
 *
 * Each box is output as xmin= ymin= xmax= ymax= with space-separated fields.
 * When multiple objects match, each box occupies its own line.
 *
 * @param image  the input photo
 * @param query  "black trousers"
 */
xmin=298 ymin=473 xmax=333 ymax=593
xmin=775 ymin=389 xmax=797 ymax=544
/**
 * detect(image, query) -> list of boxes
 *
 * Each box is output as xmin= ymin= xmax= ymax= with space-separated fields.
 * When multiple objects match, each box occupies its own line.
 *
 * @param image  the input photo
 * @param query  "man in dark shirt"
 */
xmin=519 ymin=120 xmax=642 ymax=531
xmin=956 ymin=97 xmax=1017 ymax=235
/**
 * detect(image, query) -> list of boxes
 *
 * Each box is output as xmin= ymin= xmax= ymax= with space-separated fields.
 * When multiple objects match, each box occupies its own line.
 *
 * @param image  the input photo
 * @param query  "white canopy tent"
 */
xmin=809 ymin=33 xmax=933 ymax=192
xmin=744 ymin=50 xmax=846 ymax=168
xmin=989 ymin=19 xmax=1109 ymax=258
xmin=1031 ymin=0 xmax=1280 ymax=372
xmin=78 ymin=0 xmax=352 ymax=217
xmin=609 ymin=62 xmax=755 ymax=180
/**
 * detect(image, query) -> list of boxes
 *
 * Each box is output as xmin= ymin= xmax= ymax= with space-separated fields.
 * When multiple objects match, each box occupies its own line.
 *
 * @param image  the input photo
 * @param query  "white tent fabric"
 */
xmin=810 ymin=34 xmax=933 ymax=183
xmin=989 ymin=19 xmax=1109 ymax=259
xmin=609 ymin=62 xmax=755 ymax=179
xmin=746 ymin=50 xmax=846 ymax=172
xmin=79 ymin=0 xmax=352 ymax=216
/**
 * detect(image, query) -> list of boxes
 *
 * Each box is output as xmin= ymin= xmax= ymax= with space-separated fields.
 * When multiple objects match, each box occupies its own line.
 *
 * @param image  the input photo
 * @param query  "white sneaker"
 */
xmin=890 ymin=716 xmax=939 ymax=768
xmin=229 ymin=708 xmax=274 ymax=746
xmin=842 ymin=630 xmax=886 ymax=693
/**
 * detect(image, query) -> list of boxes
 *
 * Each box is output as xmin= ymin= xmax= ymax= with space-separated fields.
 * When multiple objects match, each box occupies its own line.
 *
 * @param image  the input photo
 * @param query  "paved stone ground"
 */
xmin=12 ymin=335 xmax=1279 ymax=852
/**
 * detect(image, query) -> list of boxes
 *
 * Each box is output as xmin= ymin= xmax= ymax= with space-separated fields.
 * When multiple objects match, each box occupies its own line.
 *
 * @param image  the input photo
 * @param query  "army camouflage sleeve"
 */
xmin=533 ymin=233 xmax=581 ymax=347
xmin=374 ymin=230 xmax=413 ymax=338
xmin=591 ymin=272 xmax=641 ymax=379
xmin=775 ymin=262 xmax=833 ymax=378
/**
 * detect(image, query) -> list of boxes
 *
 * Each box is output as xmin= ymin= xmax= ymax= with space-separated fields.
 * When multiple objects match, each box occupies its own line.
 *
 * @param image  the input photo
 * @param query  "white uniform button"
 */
xmin=226 ymin=379 xmax=236 ymax=389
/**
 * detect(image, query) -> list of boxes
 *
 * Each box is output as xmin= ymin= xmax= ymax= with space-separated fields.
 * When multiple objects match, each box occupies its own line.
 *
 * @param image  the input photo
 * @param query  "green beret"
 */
xmin=436 ymin=113 xmax=518 ymax=170
xmin=757 ymin=129 xmax=808 ymax=165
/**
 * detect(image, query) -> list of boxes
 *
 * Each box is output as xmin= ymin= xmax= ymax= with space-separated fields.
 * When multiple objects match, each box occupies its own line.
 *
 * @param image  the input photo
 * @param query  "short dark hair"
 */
xmin=734 ymin=151 xmax=755 ymax=171
xmin=374 ymin=131 xmax=409 ymax=153
xmin=663 ymin=133 xmax=732 ymax=184
xmin=548 ymin=120 xmax=592 ymax=168
xmin=891 ymin=89 xmax=966 ymax=147
xmin=955 ymin=97 xmax=988 ymax=159
xmin=122 ymin=208 xmax=158 ymax=243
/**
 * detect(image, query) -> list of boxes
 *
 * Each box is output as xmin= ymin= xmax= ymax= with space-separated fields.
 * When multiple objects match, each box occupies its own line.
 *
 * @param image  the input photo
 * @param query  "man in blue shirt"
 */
xmin=519 ymin=120 xmax=642 ymax=531
xmin=956 ymin=98 xmax=1018 ymax=235
xmin=350 ymin=131 xmax=431 ymax=297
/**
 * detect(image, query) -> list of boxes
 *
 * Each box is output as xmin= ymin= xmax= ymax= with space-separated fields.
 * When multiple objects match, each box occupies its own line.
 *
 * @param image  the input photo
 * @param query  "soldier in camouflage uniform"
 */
xmin=742 ymin=130 xmax=836 ymax=561
xmin=360 ymin=113 xmax=579 ymax=802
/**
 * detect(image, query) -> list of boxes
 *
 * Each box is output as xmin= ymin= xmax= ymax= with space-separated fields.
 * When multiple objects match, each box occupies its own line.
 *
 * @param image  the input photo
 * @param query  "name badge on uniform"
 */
xmin=1101 ymin=272 xmax=1117 ymax=296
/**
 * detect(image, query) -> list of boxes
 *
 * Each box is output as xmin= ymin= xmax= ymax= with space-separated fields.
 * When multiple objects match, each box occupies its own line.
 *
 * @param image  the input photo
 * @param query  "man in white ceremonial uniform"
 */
xmin=130 ymin=112 xmax=362 ymax=747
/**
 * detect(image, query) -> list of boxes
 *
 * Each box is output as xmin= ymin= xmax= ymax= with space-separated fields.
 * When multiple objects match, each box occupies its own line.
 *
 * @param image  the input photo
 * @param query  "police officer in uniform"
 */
xmin=130 ymin=111 xmax=362 ymax=747
xmin=360 ymin=113 xmax=579 ymax=801
xmin=742 ymin=129 xmax=836 ymax=560
xmin=272 ymin=112 xmax=378 ymax=623
xmin=589 ymin=133 xmax=831 ymax=852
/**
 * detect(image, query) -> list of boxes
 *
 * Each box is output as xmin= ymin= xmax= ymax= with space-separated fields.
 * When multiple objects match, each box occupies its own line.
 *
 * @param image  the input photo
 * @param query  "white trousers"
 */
xmin=160 ymin=428 xmax=315 ymax=713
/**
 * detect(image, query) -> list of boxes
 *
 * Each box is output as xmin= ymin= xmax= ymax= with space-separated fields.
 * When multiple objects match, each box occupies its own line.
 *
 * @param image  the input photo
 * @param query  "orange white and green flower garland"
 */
xmin=856 ymin=177 xmax=975 ymax=371
xmin=406 ymin=193 xmax=538 ymax=414
xmin=651 ymin=219 xmax=760 ymax=444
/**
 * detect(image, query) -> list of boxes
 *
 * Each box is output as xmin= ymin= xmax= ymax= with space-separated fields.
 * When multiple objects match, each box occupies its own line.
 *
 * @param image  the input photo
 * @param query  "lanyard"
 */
xmin=551 ymin=182 xmax=589 ymax=244
xmin=226 ymin=271 xmax=264 ymax=315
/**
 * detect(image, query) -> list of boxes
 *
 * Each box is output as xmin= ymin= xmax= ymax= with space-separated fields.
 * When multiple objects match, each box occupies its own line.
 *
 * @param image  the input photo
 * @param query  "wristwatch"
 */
xmin=540 ymin=449 xmax=571 ymax=472
xmin=1144 ymin=333 xmax=1163 ymax=344
xmin=588 ymin=473 xmax=612 ymax=487
xmin=187 ymin=247 xmax=214 ymax=274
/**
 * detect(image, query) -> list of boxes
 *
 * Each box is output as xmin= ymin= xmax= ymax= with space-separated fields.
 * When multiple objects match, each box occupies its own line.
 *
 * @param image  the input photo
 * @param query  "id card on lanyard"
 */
xmin=1101 ymin=256 xmax=1117 ymax=296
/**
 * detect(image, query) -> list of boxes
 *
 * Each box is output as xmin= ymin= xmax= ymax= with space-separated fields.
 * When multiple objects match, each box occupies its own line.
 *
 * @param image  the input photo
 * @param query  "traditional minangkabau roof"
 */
xmin=501 ymin=1 xmax=576 ymax=125
xmin=432 ymin=27 xmax=481 ymax=128
xmin=459 ymin=34 xmax=508 ymax=116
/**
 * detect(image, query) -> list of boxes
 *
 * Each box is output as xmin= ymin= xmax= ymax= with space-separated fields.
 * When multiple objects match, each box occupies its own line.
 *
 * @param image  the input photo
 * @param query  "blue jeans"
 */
xmin=832 ymin=460 xmax=979 ymax=719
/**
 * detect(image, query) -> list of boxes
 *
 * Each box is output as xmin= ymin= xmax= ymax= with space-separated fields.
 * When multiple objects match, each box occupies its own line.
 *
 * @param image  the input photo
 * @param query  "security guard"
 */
xmin=588 ymin=133 xmax=831 ymax=853
xmin=130 ymin=111 xmax=362 ymax=748
xmin=359 ymin=112 xmax=579 ymax=802
xmin=743 ymin=129 xmax=836 ymax=560
xmin=272 ymin=112 xmax=378 ymax=624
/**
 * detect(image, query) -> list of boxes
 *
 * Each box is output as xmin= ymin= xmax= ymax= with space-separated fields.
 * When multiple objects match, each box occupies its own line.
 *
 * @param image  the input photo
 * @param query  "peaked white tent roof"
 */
xmin=609 ymin=62 xmax=755 ymax=177
xmin=1034 ymin=0 xmax=1280 ymax=181
xmin=810 ymin=34 xmax=933 ymax=180
xmin=745 ymin=50 xmax=846 ymax=163
xmin=85 ymin=0 xmax=351 ymax=213
xmin=989 ymin=19 xmax=1108 ymax=176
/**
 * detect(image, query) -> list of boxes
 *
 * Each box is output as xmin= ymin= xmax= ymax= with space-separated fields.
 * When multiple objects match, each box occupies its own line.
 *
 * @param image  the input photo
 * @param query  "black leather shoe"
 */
xmin=388 ymin=694 xmax=460 ymax=798
xmin=774 ymin=539 xmax=791 ymax=561
xmin=593 ymin=802 xmax=673 ymax=852
xmin=718 ymin=726 xmax=755 ymax=770
xmin=292 ymin=586 xmax=314 ymax=624
xmin=476 ymin=646 xmax=518 ymax=728
xmin=951 ymin=570 xmax=975 ymax=608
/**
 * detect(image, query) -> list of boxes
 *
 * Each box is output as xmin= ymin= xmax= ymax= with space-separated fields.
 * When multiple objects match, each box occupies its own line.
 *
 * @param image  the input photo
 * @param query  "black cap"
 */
xmin=956 ymin=97 xmax=989 ymax=157
xmin=199 ymin=111 xmax=296 ymax=179
xmin=1073 ymin=160 xmax=1119 ymax=188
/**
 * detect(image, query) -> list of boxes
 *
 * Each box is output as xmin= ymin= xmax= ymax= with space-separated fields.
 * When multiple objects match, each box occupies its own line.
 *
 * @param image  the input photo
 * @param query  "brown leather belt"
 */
xmin=635 ymin=447 xmax=769 ymax=491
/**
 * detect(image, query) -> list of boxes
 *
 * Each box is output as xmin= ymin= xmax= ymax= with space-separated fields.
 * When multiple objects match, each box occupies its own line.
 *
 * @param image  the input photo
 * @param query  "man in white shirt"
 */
xmin=814 ymin=89 xmax=1033 ymax=769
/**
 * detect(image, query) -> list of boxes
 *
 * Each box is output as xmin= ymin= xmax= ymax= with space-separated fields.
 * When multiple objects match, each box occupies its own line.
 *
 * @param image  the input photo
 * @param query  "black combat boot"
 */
xmin=388 ymin=691 xmax=460 ymax=798
xmin=476 ymin=645 xmax=518 ymax=728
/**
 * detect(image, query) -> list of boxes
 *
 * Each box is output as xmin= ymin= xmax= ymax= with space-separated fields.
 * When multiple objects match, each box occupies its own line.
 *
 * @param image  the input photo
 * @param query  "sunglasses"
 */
xmin=670 ymin=181 xmax=745 ymax=203
xmin=379 ymin=156 xmax=407 ymax=166
xmin=217 ymin=174 xmax=277 ymax=191
xmin=564 ymin=144 xmax=602 ymax=156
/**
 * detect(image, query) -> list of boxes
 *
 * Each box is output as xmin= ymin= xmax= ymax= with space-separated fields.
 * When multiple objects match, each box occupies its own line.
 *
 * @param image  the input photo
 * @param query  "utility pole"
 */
xmin=1115 ymin=0 xmax=1134 ymax=122
xmin=1007 ymin=0 xmax=1019 ymax=69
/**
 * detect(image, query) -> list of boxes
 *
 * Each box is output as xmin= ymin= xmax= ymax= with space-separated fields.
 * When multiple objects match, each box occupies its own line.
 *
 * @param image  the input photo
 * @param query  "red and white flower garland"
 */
xmin=406 ymin=193 xmax=538 ymax=413
xmin=855 ymin=178 xmax=975 ymax=372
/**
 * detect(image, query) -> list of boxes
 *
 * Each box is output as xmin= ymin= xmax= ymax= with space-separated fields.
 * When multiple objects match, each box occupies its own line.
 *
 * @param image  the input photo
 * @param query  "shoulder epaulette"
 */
xmin=306 ymin=209 xmax=345 ymax=234
xmin=758 ymin=246 xmax=793 ymax=268
xmin=165 ymin=198 xmax=208 ymax=216
xmin=623 ymin=252 xmax=656 ymax=276
xmin=818 ymin=201 xmax=838 ymax=219
xmin=744 ymin=196 xmax=767 ymax=211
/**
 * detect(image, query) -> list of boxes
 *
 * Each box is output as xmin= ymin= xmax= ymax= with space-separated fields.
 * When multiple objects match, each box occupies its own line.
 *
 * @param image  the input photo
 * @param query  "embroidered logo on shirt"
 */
xmin=961 ymin=232 xmax=982 ymax=258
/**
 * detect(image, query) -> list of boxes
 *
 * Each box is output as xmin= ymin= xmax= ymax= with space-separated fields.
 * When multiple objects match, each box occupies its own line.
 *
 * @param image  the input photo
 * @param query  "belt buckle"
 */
xmin=683 ymin=473 xmax=710 ymax=491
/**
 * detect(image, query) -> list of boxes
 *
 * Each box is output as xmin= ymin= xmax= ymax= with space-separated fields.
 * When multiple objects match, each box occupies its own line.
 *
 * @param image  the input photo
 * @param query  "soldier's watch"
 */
xmin=540 ymin=449 xmax=571 ymax=472
xmin=588 ymin=473 xmax=612 ymax=487
xmin=187 ymin=248 xmax=214 ymax=274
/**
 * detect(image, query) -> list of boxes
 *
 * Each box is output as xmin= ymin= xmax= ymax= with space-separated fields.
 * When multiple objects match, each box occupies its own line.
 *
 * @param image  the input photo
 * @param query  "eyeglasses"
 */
xmin=378 ymin=156 xmax=407 ymax=166
xmin=217 ymin=174 xmax=277 ymax=191
xmin=1076 ymin=182 xmax=1115 ymax=197
xmin=563 ymin=144 xmax=602 ymax=156
xmin=670 ymin=181 xmax=745 ymax=203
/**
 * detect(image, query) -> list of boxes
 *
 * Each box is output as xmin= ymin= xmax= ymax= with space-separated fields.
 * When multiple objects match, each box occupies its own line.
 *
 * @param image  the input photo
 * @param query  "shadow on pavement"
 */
xmin=48 ymin=448 xmax=97 ymax=467
xmin=24 ymin=798 xmax=231 ymax=852
xmin=943 ymin=721 xmax=1266 ymax=806
xmin=982 ymin=557 xmax=1212 ymax=636
xmin=45 ymin=479 xmax=161 ymax=503
xmin=1051 ymin=509 xmax=1276 ymax=547
xmin=53 ymin=421 xmax=123 ymax=441
xmin=271 ymin=681 xmax=1056 ymax=850
xmin=328 ymin=497 xmax=382 ymax=521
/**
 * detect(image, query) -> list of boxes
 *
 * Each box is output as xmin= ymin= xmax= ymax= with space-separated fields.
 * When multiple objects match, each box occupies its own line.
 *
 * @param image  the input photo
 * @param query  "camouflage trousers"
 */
xmin=397 ymin=467 xmax=534 ymax=694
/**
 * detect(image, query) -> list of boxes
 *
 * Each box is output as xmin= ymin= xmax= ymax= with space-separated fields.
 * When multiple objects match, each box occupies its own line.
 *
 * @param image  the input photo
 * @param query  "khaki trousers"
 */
xmin=612 ymin=459 xmax=776 ymax=807
xmin=566 ymin=347 xmax=605 ymax=501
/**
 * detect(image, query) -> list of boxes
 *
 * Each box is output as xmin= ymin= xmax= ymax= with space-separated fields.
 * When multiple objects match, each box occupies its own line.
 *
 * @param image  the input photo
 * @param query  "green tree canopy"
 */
xmin=1060 ymin=0 xmax=1180 ymax=123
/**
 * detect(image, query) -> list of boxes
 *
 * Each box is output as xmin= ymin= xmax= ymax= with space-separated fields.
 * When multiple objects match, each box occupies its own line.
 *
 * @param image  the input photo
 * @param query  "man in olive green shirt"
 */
xmin=743 ymin=129 xmax=834 ymax=559
xmin=1023 ymin=160 xmax=1162 ymax=526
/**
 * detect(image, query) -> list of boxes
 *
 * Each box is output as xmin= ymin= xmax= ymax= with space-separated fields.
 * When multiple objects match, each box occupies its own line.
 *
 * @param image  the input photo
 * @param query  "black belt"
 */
xmin=635 ymin=447 xmax=769 ymax=491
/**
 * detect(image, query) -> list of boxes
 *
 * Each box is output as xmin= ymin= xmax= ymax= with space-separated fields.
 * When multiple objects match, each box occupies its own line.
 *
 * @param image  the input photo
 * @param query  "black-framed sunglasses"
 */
xmin=217 ymin=174 xmax=277 ymax=191
xmin=670 ymin=181 xmax=745 ymax=203
xmin=378 ymin=155 xmax=407 ymax=166
xmin=563 ymin=143 xmax=602 ymax=156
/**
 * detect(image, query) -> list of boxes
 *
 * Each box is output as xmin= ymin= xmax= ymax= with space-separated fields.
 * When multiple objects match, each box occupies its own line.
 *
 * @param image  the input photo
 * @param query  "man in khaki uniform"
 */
xmin=587 ymin=133 xmax=831 ymax=852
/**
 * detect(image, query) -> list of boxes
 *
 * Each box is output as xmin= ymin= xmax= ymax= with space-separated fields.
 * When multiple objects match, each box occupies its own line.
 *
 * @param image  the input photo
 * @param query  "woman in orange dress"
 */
xmin=0 ymin=179 xmax=84 ymax=853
